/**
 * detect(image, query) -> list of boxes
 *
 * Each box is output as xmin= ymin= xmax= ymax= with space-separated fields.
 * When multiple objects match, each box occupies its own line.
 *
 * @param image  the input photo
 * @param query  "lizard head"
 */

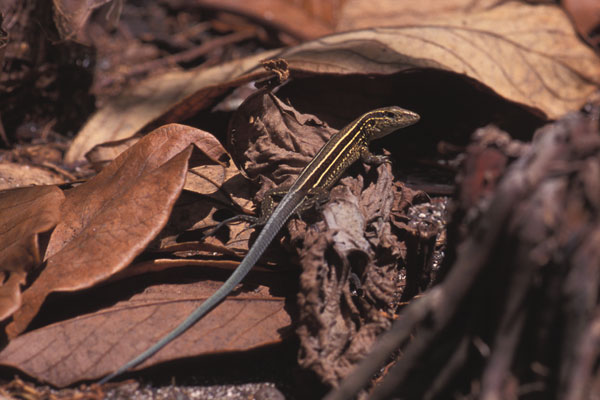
xmin=362 ymin=106 xmax=420 ymax=140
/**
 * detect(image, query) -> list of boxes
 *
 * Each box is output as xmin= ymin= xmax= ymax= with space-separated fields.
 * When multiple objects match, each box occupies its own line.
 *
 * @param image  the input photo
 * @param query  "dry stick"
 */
xmin=480 ymin=300 xmax=527 ymax=399
xmin=562 ymin=228 xmax=600 ymax=399
xmin=373 ymin=119 xmax=578 ymax=399
xmin=565 ymin=308 xmax=600 ymax=400
xmin=368 ymin=188 xmax=526 ymax=400
xmin=480 ymin=233 xmax=546 ymax=399
xmin=422 ymin=334 xmax=471 ymax=399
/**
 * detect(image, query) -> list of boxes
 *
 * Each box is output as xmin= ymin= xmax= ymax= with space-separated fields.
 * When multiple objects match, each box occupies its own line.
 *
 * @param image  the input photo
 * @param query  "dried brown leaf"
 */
xmin=5 ymin=124 xmax=210 ymax=338
xmin=296 ymin=166 xmax=409 ymax=385
xmin=337 ymin=0 xmax=498 ymax=30
xmin=228 ymin=91 xmax=337 ymax=191
xmin=0 ymin=278 xmax=290 ymax=386
xmin=155 ymin=132 xmax=256 ymax=253
xmin=197 ymin=0 xmax=334 ymax=41
xmin=0 ymin=163 xmax=65 ymax=190
xmin=65 ymin=51 xmax=275 ymax=163
xmin=148 ymin=191 xmax=253 ymax=258
xmin=85 ymin=135 xmax=141 ymax=171
xmin=280 ymin=2 xmax=599 ymax=118
xmin=186 ymin=164 xmax=254 ymax=215
xmin=0 ymin=186 xmax=64 ymax=321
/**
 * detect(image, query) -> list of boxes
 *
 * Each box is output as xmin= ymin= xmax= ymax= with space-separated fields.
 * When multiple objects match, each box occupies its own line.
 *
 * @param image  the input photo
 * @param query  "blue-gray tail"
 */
xmin=99 ymin=190 xmax=305 ymax=384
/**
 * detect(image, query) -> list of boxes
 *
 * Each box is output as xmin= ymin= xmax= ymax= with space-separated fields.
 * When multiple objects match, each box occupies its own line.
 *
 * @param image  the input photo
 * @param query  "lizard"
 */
xmin=99 ymin=105 xmax=420 ymax=384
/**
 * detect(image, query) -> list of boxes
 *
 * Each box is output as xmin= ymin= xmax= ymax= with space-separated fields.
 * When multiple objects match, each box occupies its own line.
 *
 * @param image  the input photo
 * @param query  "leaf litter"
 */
xmin=0 ymin=1 xmax=599 ymax=398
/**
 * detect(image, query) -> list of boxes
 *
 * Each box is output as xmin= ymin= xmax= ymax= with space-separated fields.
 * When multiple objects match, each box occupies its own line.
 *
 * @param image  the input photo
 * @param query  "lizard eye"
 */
xmin=384 ymin=112 xmax=396 ymax=118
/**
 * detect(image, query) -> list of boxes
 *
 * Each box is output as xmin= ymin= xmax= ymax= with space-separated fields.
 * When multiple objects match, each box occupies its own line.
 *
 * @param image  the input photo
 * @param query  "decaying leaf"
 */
xmin=154 ymin=131 xmax=256 ymax=254
xmin=228 ymin=91 xmax=337 ymax=191
xmin=64 ymin=51 xmax=276 ymax=163
xmin=0 ymin=278 xmax=290 ymax=386
xmin=0 ymin=163 xmax=66 ymax=190
xmin=296 ymin=165 xmax=429 ymax=384
xmin=280 ymin=2 xmax=599 ymax=119
xmin=183 ymin=129 xmax=255 ymax=215
xmin=6 ymin=124 xmax=208 ymax=337
xmin=0 ymin=186 xmax=65 ymax=321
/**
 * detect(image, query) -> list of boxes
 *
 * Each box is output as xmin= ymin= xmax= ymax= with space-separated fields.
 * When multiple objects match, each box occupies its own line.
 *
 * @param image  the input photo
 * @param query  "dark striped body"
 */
xmin=293 ymin=109 xmax=418 ymax=192
xmin=99 ymin=106 xmax=419 ymax=384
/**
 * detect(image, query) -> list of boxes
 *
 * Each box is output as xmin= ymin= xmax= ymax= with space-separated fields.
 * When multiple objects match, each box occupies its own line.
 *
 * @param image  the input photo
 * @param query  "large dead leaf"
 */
xmin=0 ymin=186 xmax=64 ymax=321
xmin=5 ymin=124 xmax=212 ymax=338
xmin=83 ymin=127 xmax=256 ymax=252
xmin=279 ymin=2 xmax=599 ymax=119
xmin=0 ymin=278 xmax=290 ymax=386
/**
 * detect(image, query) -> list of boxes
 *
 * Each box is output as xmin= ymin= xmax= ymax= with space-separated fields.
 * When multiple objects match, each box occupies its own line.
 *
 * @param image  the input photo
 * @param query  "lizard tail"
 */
xmin=99 ymin=190 xmax=305 ymax=384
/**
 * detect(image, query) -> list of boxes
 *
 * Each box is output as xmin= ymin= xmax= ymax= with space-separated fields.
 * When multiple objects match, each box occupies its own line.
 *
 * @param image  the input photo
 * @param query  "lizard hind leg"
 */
xmin=202 ymin=214 xmax=259 ymax=238
xmin=203 ymin=186 xmax=291 ymax=238
xmin=293 ymin=187 xmax=329 ymax=219
xmin=257 ymin=186 xmax=291 ymax=224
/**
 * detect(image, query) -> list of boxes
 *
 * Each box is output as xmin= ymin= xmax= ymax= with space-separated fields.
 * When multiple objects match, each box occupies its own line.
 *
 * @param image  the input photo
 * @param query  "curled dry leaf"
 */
xmin=186 ymin=164 xmax=254 ymax=218
xmin=296 ymin=165 xmax=419 ymax=385
xmin=0 ymin=186 xmax=64 ymax=321
xmin=152 ymin=129 xmax=255 ymax=253
xmin=0 ymin=278 xmax=290 ymax=386
xmin=228 ymin=91 xmax=337 ymax=191
xmin=65 ymin=51 xmax=276 ymax=163
xmin=5 ymin=124 xmax=211 ymax=338
xmin=280 ymin=2 xmax=599 ymax=119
